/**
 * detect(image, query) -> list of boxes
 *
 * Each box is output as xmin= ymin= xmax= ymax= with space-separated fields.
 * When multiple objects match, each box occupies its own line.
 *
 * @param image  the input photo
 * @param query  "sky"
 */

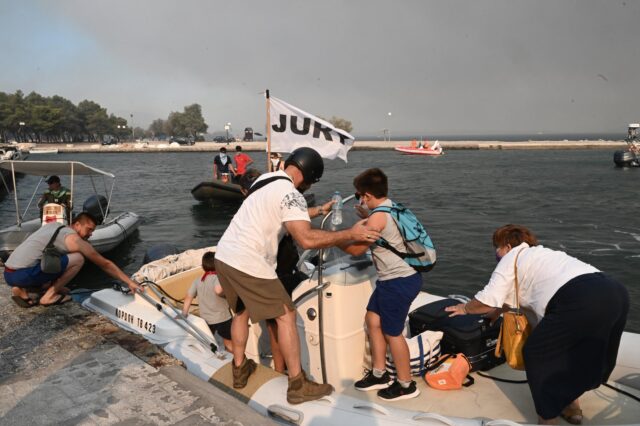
xmin=1 ymin=0 xmax=639 ymax=138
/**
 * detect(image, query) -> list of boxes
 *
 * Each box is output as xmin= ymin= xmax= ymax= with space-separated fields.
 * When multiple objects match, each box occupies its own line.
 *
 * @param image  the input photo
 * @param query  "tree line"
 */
xmin=0 ymin=90 xmax=208 ymax=144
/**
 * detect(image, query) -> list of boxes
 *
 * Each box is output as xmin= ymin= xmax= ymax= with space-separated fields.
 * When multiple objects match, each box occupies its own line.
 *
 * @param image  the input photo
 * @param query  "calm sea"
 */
xmin=1 ymin=149 xmax=638 ymax=332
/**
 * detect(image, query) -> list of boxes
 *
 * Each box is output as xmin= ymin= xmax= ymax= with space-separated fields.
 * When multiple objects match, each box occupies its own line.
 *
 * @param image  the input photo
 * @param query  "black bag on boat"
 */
xmin=408 ymin=298 xmax=505 ymax=372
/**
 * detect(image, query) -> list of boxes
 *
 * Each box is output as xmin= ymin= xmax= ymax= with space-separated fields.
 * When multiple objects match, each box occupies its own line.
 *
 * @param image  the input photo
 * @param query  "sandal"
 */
xmin=560 ymin=407 xmax=583 ymax=425
xmin=40 ymin=294 xmax=72 ymax=307
xmin=11 ymin=295 xmax=38 ymax=308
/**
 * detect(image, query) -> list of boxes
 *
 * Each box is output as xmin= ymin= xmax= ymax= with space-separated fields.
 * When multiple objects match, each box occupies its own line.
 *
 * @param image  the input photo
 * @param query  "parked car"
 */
xmin=170 ymin=136 xmax=195 ymax=146
xmin=213 ymin=136 xmax=235 ymax=143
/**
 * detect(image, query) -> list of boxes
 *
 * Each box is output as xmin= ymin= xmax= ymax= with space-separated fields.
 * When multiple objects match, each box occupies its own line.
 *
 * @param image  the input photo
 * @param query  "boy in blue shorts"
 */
xmin=340 ymin=168 xmax=422 ymax=401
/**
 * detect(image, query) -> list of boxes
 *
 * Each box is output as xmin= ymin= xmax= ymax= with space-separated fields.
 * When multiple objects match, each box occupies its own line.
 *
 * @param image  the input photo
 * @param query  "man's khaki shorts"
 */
xmin=214 ymin=259 xmax=296 ymax=323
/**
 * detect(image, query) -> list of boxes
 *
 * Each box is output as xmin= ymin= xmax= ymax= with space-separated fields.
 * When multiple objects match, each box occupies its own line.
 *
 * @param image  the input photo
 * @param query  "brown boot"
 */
xmin=232 ymin=357 xmax=257 ymax=389
xmin=287 ymin=370 xmax=334 ymax=404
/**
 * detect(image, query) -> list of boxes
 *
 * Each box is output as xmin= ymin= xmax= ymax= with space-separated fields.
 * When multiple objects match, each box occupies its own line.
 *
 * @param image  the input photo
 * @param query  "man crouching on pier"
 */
xmin=4 ymin=212 xmax=142 ymax=307
xmin=214 ymin=147 xmax=380 ymax=404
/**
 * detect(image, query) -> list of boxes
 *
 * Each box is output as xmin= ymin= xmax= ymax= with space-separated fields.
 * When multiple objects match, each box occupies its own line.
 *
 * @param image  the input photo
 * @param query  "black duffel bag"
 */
xmin=409 ymin=298 xmax=505 ymax=372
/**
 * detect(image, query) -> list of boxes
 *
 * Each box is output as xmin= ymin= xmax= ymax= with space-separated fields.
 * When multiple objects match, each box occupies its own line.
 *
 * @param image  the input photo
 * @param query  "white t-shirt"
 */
xmin=474 ymin=242 xmax=599 ymax=322
xmin=215 ymin=170 xmax=310 ymax=279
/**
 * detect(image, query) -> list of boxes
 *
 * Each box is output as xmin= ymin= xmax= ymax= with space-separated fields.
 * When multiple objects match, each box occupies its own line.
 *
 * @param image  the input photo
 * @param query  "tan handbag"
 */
xmin=495 ymin=249 xmax=531 ymax=370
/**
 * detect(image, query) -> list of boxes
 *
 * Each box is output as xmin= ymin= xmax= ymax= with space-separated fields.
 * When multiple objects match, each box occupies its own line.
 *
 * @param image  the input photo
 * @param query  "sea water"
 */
xmin=1 ymin=149 xmax=637 ymax=332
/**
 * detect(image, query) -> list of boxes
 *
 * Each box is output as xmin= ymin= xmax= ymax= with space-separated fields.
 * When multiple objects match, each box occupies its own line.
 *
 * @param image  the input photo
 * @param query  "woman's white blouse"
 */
xmin=474 ymin=243 xmax=599 ymax=322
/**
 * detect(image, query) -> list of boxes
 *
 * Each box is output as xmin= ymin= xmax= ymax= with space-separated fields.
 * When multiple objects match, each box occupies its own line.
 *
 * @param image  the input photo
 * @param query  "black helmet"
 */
xmin=284 ymin=147 xmax=324 ymax=184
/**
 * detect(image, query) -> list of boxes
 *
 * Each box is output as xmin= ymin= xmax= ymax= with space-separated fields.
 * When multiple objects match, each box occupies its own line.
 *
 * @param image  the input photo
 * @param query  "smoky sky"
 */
xmin=1 ymin=0 xmax=639 ymax=137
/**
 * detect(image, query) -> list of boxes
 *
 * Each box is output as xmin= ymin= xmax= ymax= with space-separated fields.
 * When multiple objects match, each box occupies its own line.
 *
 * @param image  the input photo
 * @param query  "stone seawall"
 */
xmin=21 ymin=140 xmax=627 ymax=154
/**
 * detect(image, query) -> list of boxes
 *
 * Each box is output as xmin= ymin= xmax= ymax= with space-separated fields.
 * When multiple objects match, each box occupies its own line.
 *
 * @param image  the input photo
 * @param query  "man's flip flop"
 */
xmin=11 ymin=295 xmax=38 ymax=308
xmin=41 ymin=294 xmax=72 ymax=307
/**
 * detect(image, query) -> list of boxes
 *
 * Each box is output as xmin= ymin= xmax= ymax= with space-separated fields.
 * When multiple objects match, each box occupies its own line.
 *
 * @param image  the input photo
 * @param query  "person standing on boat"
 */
xmin=181 ymin=251 xmax=233 ymax=352
xmin=3 ymin=213 xmax=142 ymax=308
xmin=269 ymin=152 xmax=285 ymax=172
xmin=445 ymin=224 xmax=629 ymax=425
xmin=37 ymin=175 xmax=71 ymax=219
xmin=338 ymin=168 xmax=423 ymax=401
xmin=213 ymin=147 xmax=235 ymax=181
xmin=214 ymin=147 xmax=380 ymax=404
xmin=232 ymin=145 xmax=253 ymax=184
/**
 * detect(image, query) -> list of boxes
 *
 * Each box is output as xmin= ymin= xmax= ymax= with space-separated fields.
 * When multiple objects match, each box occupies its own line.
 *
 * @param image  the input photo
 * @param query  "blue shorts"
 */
xmin=367 ymin=272 xmax=422 ymax=336
xmin=4 ymin=255 xmax=70 ymax=288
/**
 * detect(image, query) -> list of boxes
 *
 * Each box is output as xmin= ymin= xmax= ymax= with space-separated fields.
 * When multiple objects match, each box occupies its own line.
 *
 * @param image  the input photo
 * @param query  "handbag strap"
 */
xmin=46 ymin=225 xmax=66 ymax=249
xmin=513 ymin=248 xmax=525 ymax=314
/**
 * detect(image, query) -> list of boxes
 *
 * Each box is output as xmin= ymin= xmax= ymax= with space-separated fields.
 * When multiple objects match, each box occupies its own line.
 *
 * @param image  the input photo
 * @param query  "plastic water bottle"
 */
xmin=331 ymin=191 xmax=343 ymax=227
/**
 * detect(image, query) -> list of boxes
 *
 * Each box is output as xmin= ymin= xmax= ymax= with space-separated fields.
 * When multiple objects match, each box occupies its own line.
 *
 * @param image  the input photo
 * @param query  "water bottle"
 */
xmin=331 ymin=191 xmax=343 ymax=227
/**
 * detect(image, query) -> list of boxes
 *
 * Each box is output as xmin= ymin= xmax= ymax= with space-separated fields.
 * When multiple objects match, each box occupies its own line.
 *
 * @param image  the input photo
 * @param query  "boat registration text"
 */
xmin=115 ymin=308 xmax=156 ymax=333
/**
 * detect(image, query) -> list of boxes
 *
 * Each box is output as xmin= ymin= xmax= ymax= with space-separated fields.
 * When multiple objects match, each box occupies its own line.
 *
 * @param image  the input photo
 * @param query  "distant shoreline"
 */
xmin=18 ymin=140 xmax=627 ymax=154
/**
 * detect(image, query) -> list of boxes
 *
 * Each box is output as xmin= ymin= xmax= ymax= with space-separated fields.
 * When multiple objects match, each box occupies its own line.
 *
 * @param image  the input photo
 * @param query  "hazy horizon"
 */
xmin=2 ymin=1 xmax=639 ymax=136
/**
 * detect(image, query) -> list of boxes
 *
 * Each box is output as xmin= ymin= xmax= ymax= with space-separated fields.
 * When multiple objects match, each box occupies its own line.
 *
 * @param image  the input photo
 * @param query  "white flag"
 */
xmin=269 ymin=96 xmax=354 ymax=163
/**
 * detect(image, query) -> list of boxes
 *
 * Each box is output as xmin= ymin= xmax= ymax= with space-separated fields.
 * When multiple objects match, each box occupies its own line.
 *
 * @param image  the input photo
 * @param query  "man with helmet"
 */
xmin=214 ymin=147 xmax=380 ymax=404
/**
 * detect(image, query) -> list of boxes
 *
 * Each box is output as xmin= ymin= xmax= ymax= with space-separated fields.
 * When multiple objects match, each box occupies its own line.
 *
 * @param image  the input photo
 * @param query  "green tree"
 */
xmin=327 ymin=116 xmax=353 ymax=133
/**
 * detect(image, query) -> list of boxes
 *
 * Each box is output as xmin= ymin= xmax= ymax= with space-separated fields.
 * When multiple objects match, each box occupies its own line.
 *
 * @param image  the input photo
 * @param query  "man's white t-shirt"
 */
xmin=215 ymin=170 xmax=310 ymax=279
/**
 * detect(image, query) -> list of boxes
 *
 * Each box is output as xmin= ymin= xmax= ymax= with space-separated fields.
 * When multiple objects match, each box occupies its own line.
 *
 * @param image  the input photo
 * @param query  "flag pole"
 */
xmin=265 ymin=89 xmax=271 ymax=172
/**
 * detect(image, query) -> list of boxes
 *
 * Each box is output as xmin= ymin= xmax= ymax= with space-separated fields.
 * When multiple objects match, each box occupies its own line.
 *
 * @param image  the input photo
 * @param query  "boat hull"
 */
xmin=83 ymin=249 xmax=640 ymax=426
xmin=191 ymin=181 xmax=243 ymax=202
xmin=0 ymin=211 xmax=140 ymax=259
xmin=395 ymin=146 xmax=443 ymax=156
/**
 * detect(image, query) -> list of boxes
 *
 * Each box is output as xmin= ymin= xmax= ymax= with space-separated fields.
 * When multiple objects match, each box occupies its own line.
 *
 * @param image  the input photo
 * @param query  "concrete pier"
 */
xmin=0 ymin=276 xmax=275 ymax=425
xmin=20 ymin=139 xmax=627 ymax=154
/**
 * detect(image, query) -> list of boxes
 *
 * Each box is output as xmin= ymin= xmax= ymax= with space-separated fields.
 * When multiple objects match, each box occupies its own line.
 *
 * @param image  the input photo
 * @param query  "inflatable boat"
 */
xmin=191 ymin=179 xmax=316 ymax=206
xmin=83 ymin=196 xmax=640 ymax=426
xmin=613 ymin=124 xmax=640 ymax=168
xmin=0 ymin=160 xmax=140 ymax=260
xmin=395 ymin=142 xmax=444 ymax=156
xmin=191 ymin=180 xmax=244 ymax=202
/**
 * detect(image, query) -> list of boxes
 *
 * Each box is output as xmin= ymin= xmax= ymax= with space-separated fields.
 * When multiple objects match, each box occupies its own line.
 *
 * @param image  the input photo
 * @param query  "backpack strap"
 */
xmin=246 ymin=175 xmax=292 ymax=197
xmin=369 ymin=204 xmax=424 ymax=259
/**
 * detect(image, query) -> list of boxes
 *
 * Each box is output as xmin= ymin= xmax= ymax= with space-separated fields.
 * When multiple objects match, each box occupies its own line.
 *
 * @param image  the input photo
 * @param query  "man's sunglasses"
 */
xmin=354 ymin=192 xmax=361 ymax=200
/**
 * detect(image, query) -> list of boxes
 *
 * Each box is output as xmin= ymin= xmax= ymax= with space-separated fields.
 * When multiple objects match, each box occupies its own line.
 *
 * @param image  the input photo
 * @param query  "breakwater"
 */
xmin=21 ymin=140 xmax=627 ymax=154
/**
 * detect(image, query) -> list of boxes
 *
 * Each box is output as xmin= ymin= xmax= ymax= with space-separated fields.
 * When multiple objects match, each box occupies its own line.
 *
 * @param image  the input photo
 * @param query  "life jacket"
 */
xmin=371 ymin=202 xmax=437 ymax=272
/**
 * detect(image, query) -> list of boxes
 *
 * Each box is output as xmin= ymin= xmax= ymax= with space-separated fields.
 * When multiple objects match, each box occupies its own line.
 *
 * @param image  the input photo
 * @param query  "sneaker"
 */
xmin=287 ymin=370 xmax=334 ymax=404
xmin=354 ymin=370 xmax=393 ymax=391
xmin=377 ymin=380 xmax=420 ymax=401
xmin=232 ymin=357 xmax=257 ymax=389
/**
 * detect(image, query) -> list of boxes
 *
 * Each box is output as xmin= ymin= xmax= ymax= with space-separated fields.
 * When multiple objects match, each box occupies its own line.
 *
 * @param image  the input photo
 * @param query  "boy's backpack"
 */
xmin=371 ymin=202 xmax=436 ymax=272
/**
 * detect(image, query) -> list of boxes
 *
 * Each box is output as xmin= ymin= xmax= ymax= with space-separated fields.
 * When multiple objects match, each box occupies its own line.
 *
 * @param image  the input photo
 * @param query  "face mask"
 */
xmin=220 ymin=154 xmax=227 ymax=162
xmin=271 ymin=158 xmax=278 ymax=167
xmin=357 ymin=198 xmax=369 ymax=213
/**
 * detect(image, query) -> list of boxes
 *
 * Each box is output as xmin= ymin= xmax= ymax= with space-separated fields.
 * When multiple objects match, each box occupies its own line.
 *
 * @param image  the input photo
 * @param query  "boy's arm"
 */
xmin=214 ymin=282 xmax=224 ymax=297
xmin=338 ymin=212 xmax=387 ymax=256
xmin=182 ymin=294 xmax=194 ymax=317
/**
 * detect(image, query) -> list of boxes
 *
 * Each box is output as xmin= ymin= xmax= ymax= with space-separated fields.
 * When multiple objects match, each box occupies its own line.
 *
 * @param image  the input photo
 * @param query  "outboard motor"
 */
xmin=613 ymin=150 xmax=638 ymax=167
xmin=143 ymin=244 xmax=180 ymax=264
xmin=41 ymin=203 xmax=68 ymax=226
xmin=82 ymin=195 xmax=109 ymax=225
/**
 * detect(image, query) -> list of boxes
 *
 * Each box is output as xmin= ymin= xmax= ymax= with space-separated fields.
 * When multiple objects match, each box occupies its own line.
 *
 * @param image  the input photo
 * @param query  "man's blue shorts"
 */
xmin=4 ymin=255 xmax=69 ymax=288
xmin=366 ymin=272 xmax=422 ymax=337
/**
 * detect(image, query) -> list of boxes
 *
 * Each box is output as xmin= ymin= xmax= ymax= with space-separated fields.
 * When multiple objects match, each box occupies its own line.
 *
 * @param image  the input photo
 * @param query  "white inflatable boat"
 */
xmin=0 ymin=160 xmax=140 ymax=259
xmin=83 ymin=201 xmax=640 ymax=425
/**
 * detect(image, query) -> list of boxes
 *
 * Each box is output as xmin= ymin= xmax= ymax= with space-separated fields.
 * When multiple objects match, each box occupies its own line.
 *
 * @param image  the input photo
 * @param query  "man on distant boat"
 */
xmin=3 ymin=212 xmax=142 ymax=308
xmin=213 ymin=147 xmax=236 ymax=181
xmin=214 ymin=147 xmax=380 ymax=404
xmin=232 ymin=145 xmax=253 ymax=183
xmin=38 ymin=175 xmax=71 ymax=219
